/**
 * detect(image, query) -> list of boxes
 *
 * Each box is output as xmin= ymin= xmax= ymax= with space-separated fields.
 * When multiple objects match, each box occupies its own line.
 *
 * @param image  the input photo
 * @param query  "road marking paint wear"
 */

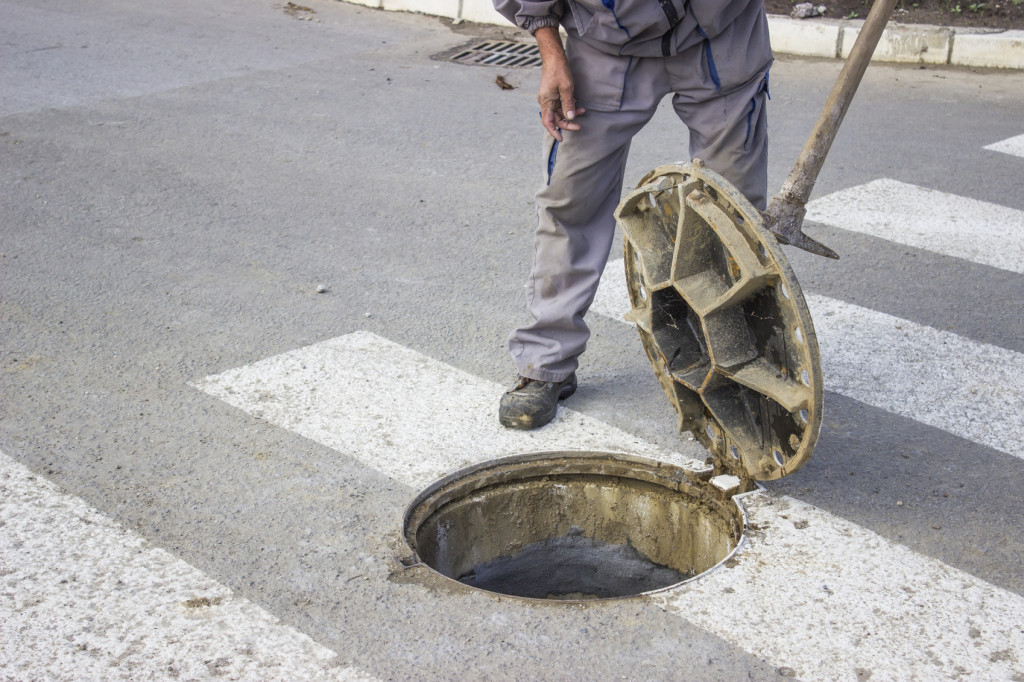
xmin=196 ymin=331 xmax=1024 ymax=680
xmin=985 ymin=133 xmax=1024 ymax=158
xmin=0 ymin=451 xmax=372 ymax=681
xmin=803 ymin=178 xmax=1024 ymax=273
xmin=594 ymin=258 xmax=1024 ymax=458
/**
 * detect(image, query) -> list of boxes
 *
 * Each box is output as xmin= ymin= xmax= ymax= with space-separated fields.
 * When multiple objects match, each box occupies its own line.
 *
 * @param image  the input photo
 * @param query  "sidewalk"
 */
xmin=342 ymin=0 xmax=1024 ymax=69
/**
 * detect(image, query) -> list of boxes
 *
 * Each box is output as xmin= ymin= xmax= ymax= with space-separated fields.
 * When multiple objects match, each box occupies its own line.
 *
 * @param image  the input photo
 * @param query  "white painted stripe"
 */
xmin=194 ymin=332 xmax=1024 ymax=680
xmin=805 ymin=178 xmax=1024 ymax=274
xmin=193 ymin=331 xmax=708 ymax=490
xmin=985 ymin=133 xmax=1024 ymax=158
xmin=0 ymin=451 xmax=372 ymax=681
xmin=806 ymin=294 xmax=1024 ymax=455
xmin=656 ymin=491 xmax=1024 ymax=681
xmin=593 ymin=259 xmax=1024 ymax=458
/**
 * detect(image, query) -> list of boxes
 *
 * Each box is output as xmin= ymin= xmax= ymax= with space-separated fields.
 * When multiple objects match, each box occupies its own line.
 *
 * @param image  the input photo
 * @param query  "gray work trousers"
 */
xmin=508 ymin=24 xmax=772 ymax=383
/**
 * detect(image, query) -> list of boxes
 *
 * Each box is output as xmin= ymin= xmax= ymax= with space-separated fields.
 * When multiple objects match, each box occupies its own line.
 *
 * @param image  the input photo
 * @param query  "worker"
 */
xmin=494 ymin=0 xmax=773 ymax=429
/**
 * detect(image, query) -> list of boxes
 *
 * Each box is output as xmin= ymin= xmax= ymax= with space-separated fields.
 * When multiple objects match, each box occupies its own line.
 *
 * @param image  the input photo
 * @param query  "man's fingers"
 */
xmin=540 ymin=98 xmax=586 ymax=140
xmin=559 ymin=82 xmax=577 ymax=120
xmin=555 ymin=105 xmax=586 ymax=131
xmin=541 ymin=109 xmax=564 ymax=141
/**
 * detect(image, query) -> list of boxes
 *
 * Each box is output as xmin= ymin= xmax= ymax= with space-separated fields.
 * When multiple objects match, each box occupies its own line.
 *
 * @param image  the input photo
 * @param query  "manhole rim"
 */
xmin=401 ymin=449 xmax=751 ymax=604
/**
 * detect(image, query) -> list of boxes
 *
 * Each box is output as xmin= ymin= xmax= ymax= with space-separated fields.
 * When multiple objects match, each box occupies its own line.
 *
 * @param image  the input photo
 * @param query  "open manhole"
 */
xmin=403 ymin=452 xmax=744 ymax=601
xmin=448 ymin=40 xmax=542 ymax=67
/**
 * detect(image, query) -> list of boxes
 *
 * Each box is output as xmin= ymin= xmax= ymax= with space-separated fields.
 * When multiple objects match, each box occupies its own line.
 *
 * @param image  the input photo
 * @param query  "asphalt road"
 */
xmin=2 ymin=0 xmax=1023 ymax=678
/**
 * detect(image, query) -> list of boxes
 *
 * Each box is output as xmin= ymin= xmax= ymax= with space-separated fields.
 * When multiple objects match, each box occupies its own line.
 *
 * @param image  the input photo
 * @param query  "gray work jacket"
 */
xmin=493 ymin=0 xmax=763 ymax=57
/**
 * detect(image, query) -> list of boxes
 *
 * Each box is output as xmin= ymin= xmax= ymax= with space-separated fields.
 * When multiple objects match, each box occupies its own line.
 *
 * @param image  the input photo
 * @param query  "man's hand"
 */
xmin=534 ymin=26 xmax=585 ymax=141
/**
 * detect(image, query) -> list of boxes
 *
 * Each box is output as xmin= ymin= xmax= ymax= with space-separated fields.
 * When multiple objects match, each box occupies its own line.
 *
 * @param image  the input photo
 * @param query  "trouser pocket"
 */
xmin=564 ymin=37 xmax=631 ymax=112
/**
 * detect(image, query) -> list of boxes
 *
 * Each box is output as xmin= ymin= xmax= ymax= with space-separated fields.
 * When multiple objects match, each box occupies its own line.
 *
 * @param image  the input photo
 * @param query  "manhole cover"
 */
xmin=615 ymin=160 xmax=824 ymax=482
xmin=448 ymin=40 xmax=542 ymax=67
xmin=403 ymin=452 xmax=744 ymax=601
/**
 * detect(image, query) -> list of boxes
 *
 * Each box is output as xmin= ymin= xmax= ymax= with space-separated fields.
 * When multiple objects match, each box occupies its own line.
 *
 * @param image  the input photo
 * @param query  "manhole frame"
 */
xmin=401 ymin=450 xmax=751 ymax=603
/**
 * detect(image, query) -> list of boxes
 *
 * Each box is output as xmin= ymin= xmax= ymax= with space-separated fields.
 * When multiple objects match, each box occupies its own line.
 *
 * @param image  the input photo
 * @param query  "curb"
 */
xmin=342 ymin=0 xmax=1024 ymax=69
xmin=769 ymin=15 xmax=1023 ymax=68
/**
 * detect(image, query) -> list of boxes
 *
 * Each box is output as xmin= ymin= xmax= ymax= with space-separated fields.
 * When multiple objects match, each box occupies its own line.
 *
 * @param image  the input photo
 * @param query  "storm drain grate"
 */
xmin=450 ymin=40 xmax=542 ymax=67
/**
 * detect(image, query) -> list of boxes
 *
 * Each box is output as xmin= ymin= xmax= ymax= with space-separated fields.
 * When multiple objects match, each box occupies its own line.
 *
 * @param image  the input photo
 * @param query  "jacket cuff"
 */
xmin=523 ymin=15 xmax=562 ymax=34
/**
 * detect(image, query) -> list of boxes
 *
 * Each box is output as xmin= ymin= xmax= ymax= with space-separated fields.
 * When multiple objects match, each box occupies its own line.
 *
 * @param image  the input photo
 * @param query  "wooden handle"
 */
xmin=763 ymin=0 xmax=899 ymax=259
xmin=775 ymin=0 xmax=900 ymax=206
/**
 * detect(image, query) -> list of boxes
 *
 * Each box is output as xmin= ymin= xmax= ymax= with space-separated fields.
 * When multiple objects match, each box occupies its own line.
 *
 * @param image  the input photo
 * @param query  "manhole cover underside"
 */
xmin=616 ymin=161 xmax=825 ymax=482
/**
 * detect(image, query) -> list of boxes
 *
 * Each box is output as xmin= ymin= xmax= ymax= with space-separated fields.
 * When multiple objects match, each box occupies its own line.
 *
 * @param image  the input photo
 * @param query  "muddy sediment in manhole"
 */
xmin=403 ymin=451 xmax=745 ymax=601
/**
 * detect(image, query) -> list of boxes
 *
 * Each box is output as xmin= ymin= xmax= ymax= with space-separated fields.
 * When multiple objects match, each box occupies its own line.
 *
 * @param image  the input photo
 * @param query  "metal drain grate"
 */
xmin=450 ymin=40 xmax=542 ymax=67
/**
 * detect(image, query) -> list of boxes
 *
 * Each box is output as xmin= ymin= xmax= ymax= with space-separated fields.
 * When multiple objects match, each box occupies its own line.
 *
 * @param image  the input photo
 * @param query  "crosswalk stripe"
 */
xmin=193 ymin=331 xmax=707 ymax=491
xmin=806 ymin=293 xmax=1024 ymax=456
xmin=655 ymin=490 xmax=1024 ymax=680
xmin=804 ymin=178 xmax=1024 ymax=274
xmin=195 ymin=331 xmax=1024 ymax=680
xmin=985 ymin=133 xmax=1024 ymax=158
xmin=593 ymin=258 xmax=1024 ymax=458
xmin=0 ymin=450 xmax=372 ymax=681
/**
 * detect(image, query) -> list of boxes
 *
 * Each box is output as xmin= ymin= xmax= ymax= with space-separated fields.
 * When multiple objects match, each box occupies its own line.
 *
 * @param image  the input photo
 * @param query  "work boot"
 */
xmin=498 ymin=373 xmax=577 ymax=430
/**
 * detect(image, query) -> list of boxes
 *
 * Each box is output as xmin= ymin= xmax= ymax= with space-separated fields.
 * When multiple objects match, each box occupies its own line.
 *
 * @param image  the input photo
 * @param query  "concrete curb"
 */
xmin=342 ymin=0 xmax=1024 ymax=69
xmin=771 ymin=15 xmax=1024 ymax=68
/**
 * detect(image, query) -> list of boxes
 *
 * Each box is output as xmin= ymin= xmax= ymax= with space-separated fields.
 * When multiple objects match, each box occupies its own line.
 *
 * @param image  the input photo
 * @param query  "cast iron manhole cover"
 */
xmin=616 ymin=161 xmax=824 ymax=482
xmin=449 ymin=40 xmax=542 ymax=67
